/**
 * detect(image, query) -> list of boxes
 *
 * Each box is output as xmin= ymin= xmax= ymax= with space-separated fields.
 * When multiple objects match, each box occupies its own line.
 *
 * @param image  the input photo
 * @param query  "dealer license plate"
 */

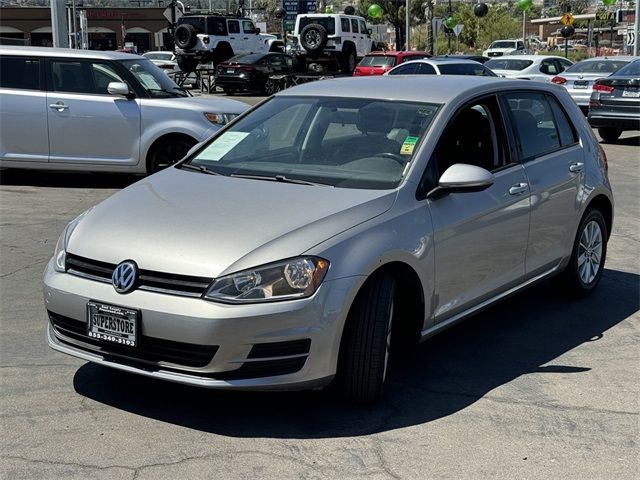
xmin=573 ymin=80 xmax=588 ymax=89
xmin=622 ymin=88 xmax=640 ymax=98
xmin=87 ymin=301 xmax=139 ymax=347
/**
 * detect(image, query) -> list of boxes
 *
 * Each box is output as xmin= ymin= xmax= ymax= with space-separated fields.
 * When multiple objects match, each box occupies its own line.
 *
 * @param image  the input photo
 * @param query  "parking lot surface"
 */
xmin=1 ymin=102 xmax=638 ymax=478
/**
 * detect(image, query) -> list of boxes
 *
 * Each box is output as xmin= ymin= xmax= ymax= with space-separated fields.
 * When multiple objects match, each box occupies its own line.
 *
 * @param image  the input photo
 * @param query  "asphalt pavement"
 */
xmin=0 ymin=110 xmax=638 ymax=479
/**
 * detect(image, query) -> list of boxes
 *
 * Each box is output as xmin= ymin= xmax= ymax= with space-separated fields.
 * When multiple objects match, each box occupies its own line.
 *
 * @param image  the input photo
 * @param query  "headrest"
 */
xmin=357 ymin=103 xmax=396 ymax=134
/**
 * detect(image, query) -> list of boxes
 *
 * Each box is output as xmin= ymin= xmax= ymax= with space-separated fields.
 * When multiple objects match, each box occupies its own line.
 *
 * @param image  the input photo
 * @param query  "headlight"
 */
xmin=204 ymin=257 xmax=329 ymax=304
xmin=53 ymin=209 xmax=92 ymax=273
xmin=204 ymin=113 xmax=238 ymax=125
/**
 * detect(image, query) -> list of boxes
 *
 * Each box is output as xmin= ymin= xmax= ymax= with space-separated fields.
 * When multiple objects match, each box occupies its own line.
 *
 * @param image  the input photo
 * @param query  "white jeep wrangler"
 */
xmin=173 ymin=15 xmax=284 ymax=71
xmin=290 ymin=13 xmax=375 ymax=74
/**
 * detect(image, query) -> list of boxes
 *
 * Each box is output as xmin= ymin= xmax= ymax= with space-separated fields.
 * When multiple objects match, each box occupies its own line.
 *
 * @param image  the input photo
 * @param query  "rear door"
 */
xmin=501 ymin=91 xmax=585 ymax=277
xmin=46 ymin=58 xmax=141 ymax=166
xmin=0 ymin=54 xmax=48 ymax=164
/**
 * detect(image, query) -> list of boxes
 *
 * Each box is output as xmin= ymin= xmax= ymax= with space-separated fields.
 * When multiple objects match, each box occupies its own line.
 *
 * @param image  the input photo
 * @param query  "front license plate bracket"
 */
xmin=87 ymin=301 xmax=139 ymax=347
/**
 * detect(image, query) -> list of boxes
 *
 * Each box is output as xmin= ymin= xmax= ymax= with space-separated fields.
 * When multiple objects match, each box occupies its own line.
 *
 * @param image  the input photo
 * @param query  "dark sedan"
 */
xmin=216 ymin=53 xmax=294 ymax=96
xmin=588 ymin=59 xmax=640 ymax=141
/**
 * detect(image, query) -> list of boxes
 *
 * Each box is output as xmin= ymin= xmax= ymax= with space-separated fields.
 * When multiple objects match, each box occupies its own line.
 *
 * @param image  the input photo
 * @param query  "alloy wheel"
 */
xmin=577 ymin=220 xmax=603 ymax=285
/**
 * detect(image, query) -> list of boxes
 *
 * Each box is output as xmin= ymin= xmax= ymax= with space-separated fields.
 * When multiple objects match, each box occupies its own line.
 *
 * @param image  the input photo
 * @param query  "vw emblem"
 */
xmin=112 ymin=261 xmax=138 ymax=294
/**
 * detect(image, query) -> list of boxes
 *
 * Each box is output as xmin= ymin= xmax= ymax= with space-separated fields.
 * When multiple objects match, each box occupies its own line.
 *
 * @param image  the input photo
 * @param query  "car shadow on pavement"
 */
xmin=0 ymin=169 xmax=142 ymax=189
xmin=73 ymin=268 xmax=639 ymax=439
xmin=599 ymin=134 xmax=640 ymax=147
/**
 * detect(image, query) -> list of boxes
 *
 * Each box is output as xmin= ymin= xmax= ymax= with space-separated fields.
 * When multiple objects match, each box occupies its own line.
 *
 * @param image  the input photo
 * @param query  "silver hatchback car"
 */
xmin=44 ymin=76 xmax=613 ymax=402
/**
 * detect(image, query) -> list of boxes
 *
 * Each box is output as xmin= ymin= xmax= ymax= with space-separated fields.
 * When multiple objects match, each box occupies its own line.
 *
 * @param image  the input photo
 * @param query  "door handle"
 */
xmin=509 ymin=183 xmax=528 ymax=195
xmin=49 ymin=102 xmax=69 ymax=111
xmin=243 ymin=37 xmax=248 ymax=40
xmin=569 ymin=162 xmax=584 ymax=173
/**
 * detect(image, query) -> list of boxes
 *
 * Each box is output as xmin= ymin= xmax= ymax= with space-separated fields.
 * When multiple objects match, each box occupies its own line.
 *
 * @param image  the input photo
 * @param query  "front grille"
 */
xmin=49 ymin=311 xmax=218 ymax=368
xmin=65 ymin=254 xmax=213 ymax=297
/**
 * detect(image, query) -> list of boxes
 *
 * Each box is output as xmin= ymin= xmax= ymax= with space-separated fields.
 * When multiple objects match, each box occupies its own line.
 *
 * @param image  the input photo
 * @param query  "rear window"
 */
xmin=178 ymin=17 xmax=206 ymax=33
xmin=299 ymin=17 xmax=336 ymax=36
xmin=565 ymin=60 xmax=630 ymax=74
xmin=614 ymin=60 xmax=640 ymax=76
xmin=227 ymin=53 xmax=265 ymax=64
xmin=485 ymin=59 xmax=533 ymax=71
xmin=490 ymin=41 xmax=517 ymax=49
xmin=359 ymin=56 xmax=396 ymax=67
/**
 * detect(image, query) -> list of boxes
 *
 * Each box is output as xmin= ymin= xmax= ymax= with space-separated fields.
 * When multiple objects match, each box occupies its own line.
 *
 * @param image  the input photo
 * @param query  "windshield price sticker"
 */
xmin=197 ymin=132 xmax=250 ymax=161
xmin=400 ymin=136 xmax=420 ymax=155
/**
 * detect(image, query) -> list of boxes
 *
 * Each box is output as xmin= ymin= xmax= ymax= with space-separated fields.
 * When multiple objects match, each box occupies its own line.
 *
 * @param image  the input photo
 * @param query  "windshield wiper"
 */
xmin=178 ymin=164 xmax=220 ymax=175
xmin=146 ymin=87 xmax=188 ymax=97
xmin=230 ymin=173 xmax=330 ymax=187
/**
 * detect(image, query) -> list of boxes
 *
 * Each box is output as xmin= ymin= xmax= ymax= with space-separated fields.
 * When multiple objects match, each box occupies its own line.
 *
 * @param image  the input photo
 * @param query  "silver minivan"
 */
xmin=44 ymin=76 xmax=613 ymax=403
xmin=0 ymin=46 xmax=248 ymax=174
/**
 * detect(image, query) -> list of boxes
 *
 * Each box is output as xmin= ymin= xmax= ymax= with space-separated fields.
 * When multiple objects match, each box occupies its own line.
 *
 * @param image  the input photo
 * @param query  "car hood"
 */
xmin=67 ymin=168 xmax=397 ymax=278
xmin=143 ymin=95 xmax=249 ymax=115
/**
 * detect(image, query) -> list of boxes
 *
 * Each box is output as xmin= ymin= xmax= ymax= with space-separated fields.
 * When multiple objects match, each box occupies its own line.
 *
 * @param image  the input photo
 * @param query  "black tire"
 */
xmin=340 ymin=46 xmax=357 ymax=74
xmin=213 ymin=44 xmax=234 ymax=66
xmin=337 ymin=273 xmax=395 ymax=403
xmin=147 ymin=136 xmax=196 ymax=175
xmin=263 ymin=78 xmax=277 ymax=96
xmin=598 ymin=127 xmax=622 ymax=142
xmin=559 ymin=208 xmax=608 ymax=296
xmin=176 ymin=55 xmax=199 ymax=73
xmin=174 ymin=24 xmax=197 ymax=50
xmin=223 ymin=88 xmax=235 ymax=96
xmin=300 ymin=24 xmax=328 ymax=53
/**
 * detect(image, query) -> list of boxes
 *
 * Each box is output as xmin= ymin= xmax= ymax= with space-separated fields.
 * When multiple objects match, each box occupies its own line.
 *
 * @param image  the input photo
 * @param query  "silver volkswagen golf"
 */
xmin=44 ymin=76 xmax=613 ymax=402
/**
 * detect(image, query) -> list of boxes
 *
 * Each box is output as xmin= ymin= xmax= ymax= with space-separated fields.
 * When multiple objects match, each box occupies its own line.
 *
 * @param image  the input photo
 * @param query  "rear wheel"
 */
xmin=598 ymin=127 xmax=621 ymax=142
xmin=223 ymin=87 xmax=235 ymax=96
xmin=263 ymin=78 xmax=277 ymax=95
xmin=337 ymin=273 xmax=395 ymax=403
xmin=559 ymin=208 xmax=607 ymax=296
xmin=176 ymin=55 xmax=199 ymax=73
xmin=147 ymin=136 xmax=196 ymax=175
xmin=340 ymin=47 xmax=357 ymax=74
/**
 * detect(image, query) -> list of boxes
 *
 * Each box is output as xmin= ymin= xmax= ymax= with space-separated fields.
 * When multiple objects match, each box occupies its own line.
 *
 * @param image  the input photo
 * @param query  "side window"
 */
xmin=269 ymin=55 xmax=282 ymax=66
xmin=417 ymin=63 xmax=437 ymax=74
xmin=351 ymin=19 xmax=359 ymax=33
xmin=0 ymin=56 xmax=40 ymax=90
xmin=517 ymin=41 xmax=524 ymax=50
xmin=91 ymin=62 xmax=127 ymax=94
xmin=433 ymin=96 xmax=506 ymax=177
xmin=558 ymin=59 xmax=573 ymax=72
xmin=389 ymin=63 xmax=419 ymax=75
xmin=242 ymin=20 xmax=256 ymax=34
xmin=341 ymin=18 xmax=350 ymax=32
xmin=359 ymin=20 xmax=368 ymax=35
xmin=213 ymin=19 xmax=227 ymax=36
xmin=228 ymin=20 xmax=240 ymax=34
xmin=51 ymin=60 xmax=92 ymax=93
xmin=548 ymin=96 xmax=578 ymax=147
xmin=504 ymin=92 xmax=562 ymax=160
xmin=539 ymin=60 xmax=557 ymax=75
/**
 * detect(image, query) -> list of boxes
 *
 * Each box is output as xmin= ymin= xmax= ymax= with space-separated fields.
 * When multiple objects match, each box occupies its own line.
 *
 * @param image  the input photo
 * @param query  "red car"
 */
xmin=353 ymin=51 xmax=431 ymax=76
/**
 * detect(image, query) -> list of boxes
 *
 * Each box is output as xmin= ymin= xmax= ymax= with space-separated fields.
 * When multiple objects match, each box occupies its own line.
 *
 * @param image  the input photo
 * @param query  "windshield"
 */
xmin=489 ymin=41 xmax=516 ymax=49
xmin=614 ymin=60 xmax=640 ymax=76
xmin=359 ymin=56 xmax=397 ymax=67
xmin=119 ymin=59 xmax=187 ymax=98
xmin=565 ymin=60 xmax=629 ymax=74
xmin=438 ymin=63 xmax=496 ymax=76
xmin=186 ymin=96 xmax=439 ymax=189
xmin=485 ymin=59 xmax=533 ymax=71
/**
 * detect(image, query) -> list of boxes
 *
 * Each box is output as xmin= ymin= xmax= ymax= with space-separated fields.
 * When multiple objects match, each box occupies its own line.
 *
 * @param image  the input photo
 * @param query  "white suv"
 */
xmin=0 ymin=46 xmax=248 ymax=174
xmin=483 ymin=39 xmax=528 ymax=58
xmin=290 ymin=13 xmax=375 ymax=74
xmin=173 ymin=15 xmax=284 ymax=71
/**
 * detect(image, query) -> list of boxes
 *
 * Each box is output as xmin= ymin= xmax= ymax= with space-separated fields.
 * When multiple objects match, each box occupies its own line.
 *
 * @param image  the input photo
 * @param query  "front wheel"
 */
xmin=340 ymin=48 xmax=357 ymax=75
xmin=337 ymin=273 xmax=395 ymax=403
xmin=559 ymin=209 xmax=608 ymax=296
xmin=263 ymin=78 xmax=277 ymax=96
xmin=147 ymin=137 xmax=196 ymax=175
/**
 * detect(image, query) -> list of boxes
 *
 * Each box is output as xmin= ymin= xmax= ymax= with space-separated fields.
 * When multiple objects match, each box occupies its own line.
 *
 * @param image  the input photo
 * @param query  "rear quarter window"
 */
xmin=0 ymin=56 xmax=40 ymax=90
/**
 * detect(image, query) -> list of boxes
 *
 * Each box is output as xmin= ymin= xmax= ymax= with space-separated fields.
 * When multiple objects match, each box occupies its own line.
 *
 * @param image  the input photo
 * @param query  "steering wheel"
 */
xmin=375 ymin=152 xmax=406 ymax=165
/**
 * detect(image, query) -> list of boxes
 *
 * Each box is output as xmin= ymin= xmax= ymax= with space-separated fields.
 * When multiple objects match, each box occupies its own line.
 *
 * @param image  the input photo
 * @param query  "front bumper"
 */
xmin=43 ymin=259 xmax=359 ymax=390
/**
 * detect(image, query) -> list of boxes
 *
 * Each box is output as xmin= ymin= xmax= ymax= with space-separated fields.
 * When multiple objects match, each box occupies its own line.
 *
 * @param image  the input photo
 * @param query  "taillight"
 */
xmin=551 ymin=76 xmax=567 ymax=85
xmin=239 ymin=66 xmax=255 ymax=72
xmin=598 ymin=144 xmax=608 ymax=175
xmin=593 ymin=82 xmax=614 ymax=94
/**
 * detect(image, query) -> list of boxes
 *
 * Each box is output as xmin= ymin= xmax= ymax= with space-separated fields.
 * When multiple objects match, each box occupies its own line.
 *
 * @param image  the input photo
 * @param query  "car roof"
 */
xmin=0 ymin=45 xmax=141 ymax=61
xmin=277 ymin=75 xmax=556 ymax=104
xmin=364 ymin=51 xmax=429 ymax=57
xmin=491 ymin=55 xmax=569 ymax=61
xmin=400 ymin=59 xmax=485 ymax=66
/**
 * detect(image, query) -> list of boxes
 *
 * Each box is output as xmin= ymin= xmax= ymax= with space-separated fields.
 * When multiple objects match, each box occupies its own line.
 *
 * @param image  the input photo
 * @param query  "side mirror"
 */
xmin=255 ymin=27 xmax=261 ymax=34
xmin=427 ymin=163 xmax=494 ymax=198
xmin=107 ymin=82 xmax=131 ymax=97
xmin=367 ymin=29 xmax=373 ymax=35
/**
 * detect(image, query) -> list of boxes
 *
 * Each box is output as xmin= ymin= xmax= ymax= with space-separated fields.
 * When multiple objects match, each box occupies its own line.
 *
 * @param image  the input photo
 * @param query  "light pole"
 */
xmin=406 ymin=0 xmax=411 ymax=50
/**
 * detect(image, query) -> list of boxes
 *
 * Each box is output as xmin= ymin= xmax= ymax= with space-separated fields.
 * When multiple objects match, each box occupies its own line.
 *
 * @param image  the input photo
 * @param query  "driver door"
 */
xmin=46 ymin=58 xmax=140 ymax=166
xmin=426 ymin=96 xmax=531 ymax=322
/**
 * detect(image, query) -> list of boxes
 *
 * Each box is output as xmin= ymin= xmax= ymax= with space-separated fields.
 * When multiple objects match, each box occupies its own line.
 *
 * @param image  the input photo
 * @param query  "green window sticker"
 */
xmin=400 ymin=136 xmax=420 ymax=155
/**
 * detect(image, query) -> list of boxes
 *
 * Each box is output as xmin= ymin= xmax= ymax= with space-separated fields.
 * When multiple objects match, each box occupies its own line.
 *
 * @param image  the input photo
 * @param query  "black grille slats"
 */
xmin=65 ymin=254 xmax=213 ymax=297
